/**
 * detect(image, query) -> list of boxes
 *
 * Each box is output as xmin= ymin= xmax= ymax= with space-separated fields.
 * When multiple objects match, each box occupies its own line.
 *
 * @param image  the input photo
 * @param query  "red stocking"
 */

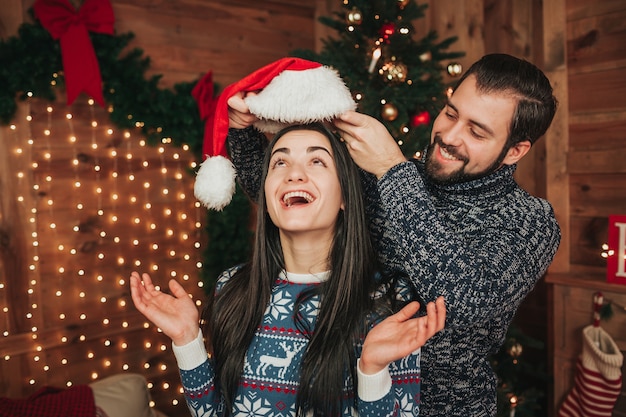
xmin=559 ymin=325 xmax=623 ymax=417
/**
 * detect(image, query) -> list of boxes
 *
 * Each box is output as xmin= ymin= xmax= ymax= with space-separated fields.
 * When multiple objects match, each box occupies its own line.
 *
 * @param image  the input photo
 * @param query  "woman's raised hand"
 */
xmin=129 ymin=271 xmax=200 ymax=346
xmin=359 ymin=297 xmax=446 ymax=375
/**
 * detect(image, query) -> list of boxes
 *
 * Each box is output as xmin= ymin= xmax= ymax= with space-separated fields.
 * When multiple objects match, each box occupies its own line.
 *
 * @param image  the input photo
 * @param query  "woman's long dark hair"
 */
xmin=203 ymin=123 xmax=393 ymax=416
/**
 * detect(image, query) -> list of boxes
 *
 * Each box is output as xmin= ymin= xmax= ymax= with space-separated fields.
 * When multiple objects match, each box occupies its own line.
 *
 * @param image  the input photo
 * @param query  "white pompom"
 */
xmin=194 ymin=156 xmax=237 ymax=211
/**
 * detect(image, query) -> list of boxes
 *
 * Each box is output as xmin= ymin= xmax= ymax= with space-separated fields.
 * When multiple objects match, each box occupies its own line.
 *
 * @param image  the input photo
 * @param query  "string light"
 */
xmin=0 ymin=94 xmax=205 ymax=412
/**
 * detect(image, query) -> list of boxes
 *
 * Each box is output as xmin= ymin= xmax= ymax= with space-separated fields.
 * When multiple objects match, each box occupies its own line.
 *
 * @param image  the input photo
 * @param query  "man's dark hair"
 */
xmin=456 ymin=53 xmax=558 ymax=146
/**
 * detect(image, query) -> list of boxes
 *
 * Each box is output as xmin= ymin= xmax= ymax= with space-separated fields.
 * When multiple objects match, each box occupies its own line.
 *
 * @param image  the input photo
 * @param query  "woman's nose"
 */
xmin=286 ymin=164 xmax=306 ymax=182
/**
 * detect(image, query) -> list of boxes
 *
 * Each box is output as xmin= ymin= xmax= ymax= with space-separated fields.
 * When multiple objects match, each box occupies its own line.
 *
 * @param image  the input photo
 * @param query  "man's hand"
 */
xmin=333 ymin=111 xmax=407 ymax=178
xmin=227 ymin=92 xmax=258 ymax=129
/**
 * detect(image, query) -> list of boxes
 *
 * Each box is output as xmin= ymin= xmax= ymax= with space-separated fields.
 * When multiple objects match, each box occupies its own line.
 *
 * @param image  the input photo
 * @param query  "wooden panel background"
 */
xmin=566 ymin=0 xmax=626 ymax=275
xmin=2 ymin=0 xmax=625 ymax=416
xmin=548 ymin=0 xmax=626 ymax=415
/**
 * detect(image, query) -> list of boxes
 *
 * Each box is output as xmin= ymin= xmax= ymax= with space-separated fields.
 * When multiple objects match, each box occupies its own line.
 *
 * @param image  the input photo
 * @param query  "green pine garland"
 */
xmin=0 ymin=15 xmax=252 ymax=292
xmin=0 ymin=15 xmax=203 ymax=153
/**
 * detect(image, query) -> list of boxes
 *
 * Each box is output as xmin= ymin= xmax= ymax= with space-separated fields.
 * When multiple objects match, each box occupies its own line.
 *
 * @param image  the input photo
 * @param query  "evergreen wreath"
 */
xmin=0 ymin=14 xmax=252 ymax=291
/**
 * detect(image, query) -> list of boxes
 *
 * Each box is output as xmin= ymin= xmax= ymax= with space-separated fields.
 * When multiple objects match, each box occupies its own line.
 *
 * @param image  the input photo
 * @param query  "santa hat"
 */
xmin=193 ymin=57 xmax=356 ymax=210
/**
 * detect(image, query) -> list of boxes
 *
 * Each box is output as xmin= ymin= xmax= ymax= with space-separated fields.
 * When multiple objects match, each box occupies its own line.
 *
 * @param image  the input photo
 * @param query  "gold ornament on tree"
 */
xmin=507 ymin=342 xmax=523 ymax=358
xmin=346 ymin=7 xmax=363 ymax=25
xmin=381 ymin=102 xmax=399 ymax=121
xmin=447 ymin=62 xmax=463 ymax=77
xmin=380 ymin=60 xmax=407 ymax=83
xmin=397 ymin=0 xmax=410 ymax=9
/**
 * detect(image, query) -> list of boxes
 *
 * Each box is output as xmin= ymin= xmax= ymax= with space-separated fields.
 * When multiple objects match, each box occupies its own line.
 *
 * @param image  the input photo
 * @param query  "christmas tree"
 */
xmin=291 ymin=0 xmax=464 ymax=157
xmin=490 ymin=324 xmax=550 ymax=416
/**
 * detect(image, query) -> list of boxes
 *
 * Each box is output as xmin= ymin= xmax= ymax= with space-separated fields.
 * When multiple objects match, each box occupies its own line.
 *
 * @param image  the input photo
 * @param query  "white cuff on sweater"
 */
xmin=357 ymin=358 xmax=392 ymax=402
xmin=172 ymin=329 xmax=208 ymax=371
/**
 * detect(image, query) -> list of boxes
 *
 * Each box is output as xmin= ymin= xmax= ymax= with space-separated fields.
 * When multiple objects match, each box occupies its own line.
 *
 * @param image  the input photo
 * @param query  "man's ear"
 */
xmin=502 ymin=140 xmax=531 ymax=165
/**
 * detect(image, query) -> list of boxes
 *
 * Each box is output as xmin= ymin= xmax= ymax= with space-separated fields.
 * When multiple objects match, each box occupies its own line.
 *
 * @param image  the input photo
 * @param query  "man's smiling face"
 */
xmin=426 ymin=74 xmax=528 ymax=184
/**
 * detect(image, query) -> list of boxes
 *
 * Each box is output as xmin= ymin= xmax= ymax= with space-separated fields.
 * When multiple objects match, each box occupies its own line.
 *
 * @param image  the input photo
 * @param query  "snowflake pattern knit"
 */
xmin=173 ymin=267 xmax=421 ymax=417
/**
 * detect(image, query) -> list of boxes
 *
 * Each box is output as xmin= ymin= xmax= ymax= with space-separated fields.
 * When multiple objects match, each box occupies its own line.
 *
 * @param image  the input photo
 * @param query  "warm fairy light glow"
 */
xmin=1 ymin=96 xmax=204 ymax=412
xmin=601 ymin=243 xmax=614 ymax=258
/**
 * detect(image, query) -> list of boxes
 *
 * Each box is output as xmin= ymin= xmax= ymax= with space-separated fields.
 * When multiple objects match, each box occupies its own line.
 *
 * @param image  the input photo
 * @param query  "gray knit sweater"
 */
xmin=227 ymin=127 xmax=561 ymax=417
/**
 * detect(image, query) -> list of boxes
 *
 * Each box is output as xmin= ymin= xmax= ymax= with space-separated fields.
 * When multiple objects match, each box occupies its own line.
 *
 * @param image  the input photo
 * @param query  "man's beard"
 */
xmin=424 ymin=134 xmax=509 ymax=185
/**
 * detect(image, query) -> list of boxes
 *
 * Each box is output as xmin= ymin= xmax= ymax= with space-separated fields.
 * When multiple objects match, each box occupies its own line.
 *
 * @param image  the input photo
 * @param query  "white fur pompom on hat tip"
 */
xmin=194 ymin=155 xmax=237 ymax=211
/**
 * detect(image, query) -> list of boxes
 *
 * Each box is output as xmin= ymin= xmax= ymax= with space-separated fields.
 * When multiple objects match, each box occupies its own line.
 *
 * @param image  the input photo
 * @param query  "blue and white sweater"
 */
xmin=173 ymin=267 xmax=421 ymax=417
xmin=227 ymin=127 xmax=561 ymax=417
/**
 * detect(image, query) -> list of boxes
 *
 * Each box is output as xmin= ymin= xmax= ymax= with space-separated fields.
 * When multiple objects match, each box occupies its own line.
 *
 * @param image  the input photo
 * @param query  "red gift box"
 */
xmin=607 ymin=215 xmax=626 ymax=285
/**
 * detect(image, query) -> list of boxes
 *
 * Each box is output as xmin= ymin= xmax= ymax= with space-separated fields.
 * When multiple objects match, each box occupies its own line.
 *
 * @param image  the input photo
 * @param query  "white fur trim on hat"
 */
xmin=194 ymin=155 xmax=236 ymax=211
xmin=245 ymin=66 xmax=356 ymax=133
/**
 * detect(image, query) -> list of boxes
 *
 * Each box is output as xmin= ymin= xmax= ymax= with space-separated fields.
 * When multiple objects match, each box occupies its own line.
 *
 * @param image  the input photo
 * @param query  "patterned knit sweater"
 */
xmin=173 ymin=267 xmax=421 ymax=416
xmin=227 ymin=127 xmax=561 ymax=417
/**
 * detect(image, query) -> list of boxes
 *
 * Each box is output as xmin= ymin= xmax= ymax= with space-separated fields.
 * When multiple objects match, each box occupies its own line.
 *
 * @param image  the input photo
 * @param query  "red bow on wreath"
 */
xmin=33 ymin=0 xmax=115 ymax=106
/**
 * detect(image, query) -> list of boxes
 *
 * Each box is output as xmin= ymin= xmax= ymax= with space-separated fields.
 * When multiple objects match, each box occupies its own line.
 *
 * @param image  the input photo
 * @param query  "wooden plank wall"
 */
xmin=566 ymin=0 xmax=626 ymax=274
xmin=547 ymin=1 xmax=626 ymax=415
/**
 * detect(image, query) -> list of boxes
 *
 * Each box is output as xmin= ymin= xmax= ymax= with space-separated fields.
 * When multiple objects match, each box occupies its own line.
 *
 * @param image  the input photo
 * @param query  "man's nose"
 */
xmin=440 ymin=122 xmax=464 ymax=146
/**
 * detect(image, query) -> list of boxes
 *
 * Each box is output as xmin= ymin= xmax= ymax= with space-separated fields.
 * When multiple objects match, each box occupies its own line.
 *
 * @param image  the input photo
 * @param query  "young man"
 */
xmin=225 ymin=53 xmax=561 ymax=416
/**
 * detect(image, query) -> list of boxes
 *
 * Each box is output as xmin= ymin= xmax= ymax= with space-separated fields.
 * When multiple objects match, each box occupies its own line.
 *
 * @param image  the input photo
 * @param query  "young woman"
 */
xmin=130 ymin=123 xmax=445 ymax=416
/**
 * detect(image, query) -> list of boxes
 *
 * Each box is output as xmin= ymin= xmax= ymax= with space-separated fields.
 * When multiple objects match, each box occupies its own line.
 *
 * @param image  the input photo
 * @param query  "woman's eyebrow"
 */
xmin=307 ymin=146 xmax=331 ymax=155
xmin=270 ymin=145 xmax=332 ymax=157
xmin=270 ymin=147 xmax=289 ymax=157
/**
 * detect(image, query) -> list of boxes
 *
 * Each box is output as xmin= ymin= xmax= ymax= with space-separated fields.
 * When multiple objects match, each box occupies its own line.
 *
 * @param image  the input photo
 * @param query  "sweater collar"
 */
xmin=414 ymin=152 xmax=518 ymax=199
xmin=279 ymin=270 xmax=330 ymax=284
